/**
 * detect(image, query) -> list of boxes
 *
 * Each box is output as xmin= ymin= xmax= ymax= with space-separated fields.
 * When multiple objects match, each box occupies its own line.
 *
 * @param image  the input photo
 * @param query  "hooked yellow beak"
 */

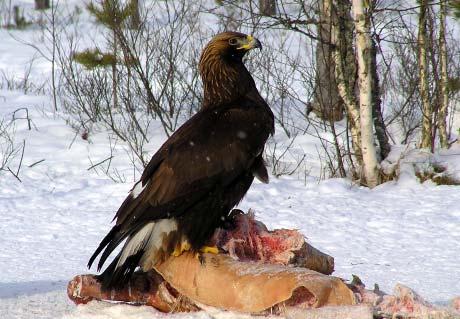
xmin=237 ymin=35 xmax=262 ymax=51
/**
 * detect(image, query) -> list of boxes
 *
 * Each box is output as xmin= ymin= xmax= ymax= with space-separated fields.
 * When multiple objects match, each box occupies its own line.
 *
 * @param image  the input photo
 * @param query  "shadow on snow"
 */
xmin=0 ymin=280 xmax=67 ymax=298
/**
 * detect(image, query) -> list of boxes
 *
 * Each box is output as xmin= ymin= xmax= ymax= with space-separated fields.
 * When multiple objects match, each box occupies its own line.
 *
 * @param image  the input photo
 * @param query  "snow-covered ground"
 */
xmin=1 ymin=1 xmax=460 ymax=318
xmin=1 ymin=88 xmax=459 ymax=318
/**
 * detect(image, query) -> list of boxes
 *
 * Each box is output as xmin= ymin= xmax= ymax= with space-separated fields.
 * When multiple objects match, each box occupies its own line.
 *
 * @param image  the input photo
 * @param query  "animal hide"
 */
xmin=68 ymin=211 xmax=351 ymax=313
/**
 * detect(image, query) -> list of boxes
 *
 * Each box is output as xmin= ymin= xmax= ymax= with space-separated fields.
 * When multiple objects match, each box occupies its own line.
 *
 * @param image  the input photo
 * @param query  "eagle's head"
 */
xmin=202 ymin=32 xmax=262 ymax=62
xmin=199 ymin=32 xmax=263 ymax=108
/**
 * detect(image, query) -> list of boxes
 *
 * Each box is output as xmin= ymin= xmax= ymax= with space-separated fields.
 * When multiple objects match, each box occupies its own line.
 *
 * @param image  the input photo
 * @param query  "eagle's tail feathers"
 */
xmin=97 ymin=250 xmax=144 ymax=290
xmin=87 ymin=224 xmax=121 ymax=269
xmin=97 ymin=219 xmax=179 ymax=289
xmin=114 ymin=222 xmax=157 ymax=270
xmin=97 ymin=229 xmax=134 ymax=271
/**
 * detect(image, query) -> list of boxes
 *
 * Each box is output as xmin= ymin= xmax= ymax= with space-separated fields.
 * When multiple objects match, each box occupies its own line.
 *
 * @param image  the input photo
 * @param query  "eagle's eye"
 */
xmin=228 ymin=38 xmax=238 ymax=46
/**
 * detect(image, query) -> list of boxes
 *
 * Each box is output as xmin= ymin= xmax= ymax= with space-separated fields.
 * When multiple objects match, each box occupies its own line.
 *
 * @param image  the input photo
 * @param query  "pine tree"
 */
xmin=73 ymin=1 xmax=139 ymax=109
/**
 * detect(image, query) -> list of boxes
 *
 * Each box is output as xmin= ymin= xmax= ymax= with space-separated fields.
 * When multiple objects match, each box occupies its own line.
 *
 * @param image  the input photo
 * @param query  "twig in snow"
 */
xmin=87 ymin=155 xmax=114 ymax=171
xmin=28 ymin=159 xmax=45 ymax=168
xmin=12 ymin=108 xmax=32 ymax=130
xmin=6 ymin=139 xmax=25 ymax=182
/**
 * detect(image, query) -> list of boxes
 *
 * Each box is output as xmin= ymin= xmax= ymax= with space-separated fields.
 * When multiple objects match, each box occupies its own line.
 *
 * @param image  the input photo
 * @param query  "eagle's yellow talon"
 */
xmin=200 ymin=245 xmax=219 ymax=254
xmin=172 ymin=241 xmax=191 ymax=256
xmin=172 ymin=248 xmax=181 ymax=257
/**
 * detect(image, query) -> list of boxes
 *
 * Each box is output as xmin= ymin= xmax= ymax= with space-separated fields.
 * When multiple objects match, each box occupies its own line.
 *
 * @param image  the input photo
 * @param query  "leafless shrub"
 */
xmin=87 ymin=134 xmax=128 ymax=183
xmin=0 ymin=57 xmax=46 ymax=94
xmin=0 ymin=115 xmax=27 ymax=182
xmin=0 ymin=118 xmax=17 ymax=171
xmin=378 ymin=3 xmax=460 ymax=147
xmin=264 ymin=135 xmax=306 ymax=178
xmin=415 ymin=162 xmax=460 ymax=185
xmin=52 ymin=0 xmax=460 ymax=181
xmin=58 ymin=0 xmax=207 ymax=171
xmin=36 ymin=0 xmax=61 ymax=111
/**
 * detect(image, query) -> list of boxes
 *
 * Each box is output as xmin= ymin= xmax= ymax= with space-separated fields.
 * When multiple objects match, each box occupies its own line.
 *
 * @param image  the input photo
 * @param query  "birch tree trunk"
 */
xmin=353 ymin=0 xmax=379 ymax=187
xmin=330 ymin=0 xmax=363 ymax=165
xmin=438 ymin=1 xmax=449 ymax=148
xmin=418 ymin=0 xmax=432 ymax=150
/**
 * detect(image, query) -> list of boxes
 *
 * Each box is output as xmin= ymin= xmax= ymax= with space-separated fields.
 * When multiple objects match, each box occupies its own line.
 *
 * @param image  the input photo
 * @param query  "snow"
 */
xmin=1 ymin=88 xmax=459 ymax=317
xmin=63 ymin=302 xmax=256 ymax=319
xmin=1 ymin=2 xmax=460 ymax=318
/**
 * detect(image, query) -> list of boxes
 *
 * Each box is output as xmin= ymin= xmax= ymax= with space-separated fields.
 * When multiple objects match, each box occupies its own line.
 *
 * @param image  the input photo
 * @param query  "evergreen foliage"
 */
xmin=87 ymin=0 xmax=137 ymax=29
xmin=73 ymin=49 xmax=116 ymax=69
xmin=73 ymin=1 xmax=134 ymax=69
xmin=450 ymin=0 xmax=460 ymax=18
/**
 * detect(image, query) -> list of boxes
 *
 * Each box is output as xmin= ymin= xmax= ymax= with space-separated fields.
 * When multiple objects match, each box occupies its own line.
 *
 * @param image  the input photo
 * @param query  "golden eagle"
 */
xmin=88 ymin=32 xmax=274 ymax=288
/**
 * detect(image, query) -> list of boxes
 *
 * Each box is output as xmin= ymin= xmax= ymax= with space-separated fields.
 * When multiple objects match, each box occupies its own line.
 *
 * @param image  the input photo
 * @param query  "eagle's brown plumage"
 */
xmin=88 ymin=31 xmax=274 ymax=289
